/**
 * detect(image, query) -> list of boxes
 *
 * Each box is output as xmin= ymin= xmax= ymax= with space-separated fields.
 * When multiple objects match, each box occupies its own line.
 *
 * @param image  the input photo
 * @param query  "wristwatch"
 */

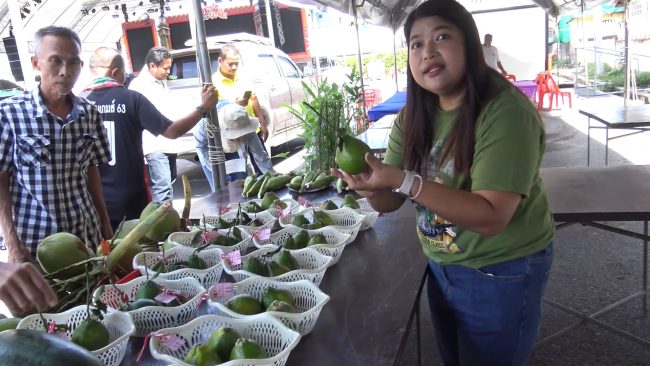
xmin=392 ymin=170 xmax=415 ymax=196
xmin=195 ymin=105 xmax=207 ymax=117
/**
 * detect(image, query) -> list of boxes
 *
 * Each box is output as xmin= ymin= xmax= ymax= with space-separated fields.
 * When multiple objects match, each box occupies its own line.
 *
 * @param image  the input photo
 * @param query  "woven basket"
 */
xmin=223 ymin=247 xmax=333 ymax=286
xmin=149 ymin=313 xmax=301 ymax=366
xmin=278 ymin=207 xmax=365 ymax=241
xmin=200 ymin=211 xmax=277 ymax=235
xmin=228 ymin=198 xmax=301 ymax=217
xmin=167 ymin=228 xmax=253 ymax=254
xmin=17 ymin=305 xmax=135 ymax=366
xmin=208 ymin=278 xmax=330 ymax=335
xmin=93 ymin=277 xmax=206 ymax=337
xmin=320 ymin=197 xmax=379 ymax=231
xmin=132 ymin=246 xmax=224 ymax=288
xmin=252 ymin=226 xmax=352 ymax=265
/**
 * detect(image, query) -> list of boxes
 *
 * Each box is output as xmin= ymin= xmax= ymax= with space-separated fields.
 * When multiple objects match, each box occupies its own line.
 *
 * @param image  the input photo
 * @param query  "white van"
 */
xmin=166 ymin=33 xmax=307 ymax=160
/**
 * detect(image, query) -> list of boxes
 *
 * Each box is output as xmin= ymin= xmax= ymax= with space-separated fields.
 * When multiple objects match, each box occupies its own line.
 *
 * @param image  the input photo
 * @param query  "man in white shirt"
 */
xmin=482 ymin=34 xmax=508 ymax=76
xmin=129 ymin=47 xmax=184 ymax=202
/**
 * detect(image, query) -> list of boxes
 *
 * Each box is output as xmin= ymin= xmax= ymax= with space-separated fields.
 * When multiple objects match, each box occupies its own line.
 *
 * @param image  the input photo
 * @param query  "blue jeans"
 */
xmin=426 ymin=244 xmax=553 ymax=366
xmin=145 ymin=152 xmax=173 ymax=202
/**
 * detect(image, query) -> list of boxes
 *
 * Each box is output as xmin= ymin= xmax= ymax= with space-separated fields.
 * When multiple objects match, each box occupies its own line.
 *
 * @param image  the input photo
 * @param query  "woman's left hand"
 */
xmin=331 ymin=153 xmax=403 ymax=193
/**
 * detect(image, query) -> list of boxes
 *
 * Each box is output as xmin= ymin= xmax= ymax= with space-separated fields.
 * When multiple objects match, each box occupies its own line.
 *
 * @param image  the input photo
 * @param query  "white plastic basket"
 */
xmin=133 ymin=246 xmax=224 ymax=288
xmin=320 ymin=197 xmax=379 ymax=231
xmin=208 ymin=278 xmax=330 ymax=335
xmin=93 ymin=277 xmax=207 ymax=337
xmin=223 ymin=247 xmax=333 ymax=286
xmin=17 ymin=305 xmax=135 ymax=366
xmin=149 ymin=313 xmax=301 ymax=366
xmin=166 ymin=228 xmax=253 ymax=254
xmin=228 ymin=198 xmax=301 ymax=217
xmin=278 ymin=207 xmax=365 ymax=241
xmin=252 ymin=226 xmax=352 ymax=265
xmin=201 ymin=211 xmax=277 ymax=234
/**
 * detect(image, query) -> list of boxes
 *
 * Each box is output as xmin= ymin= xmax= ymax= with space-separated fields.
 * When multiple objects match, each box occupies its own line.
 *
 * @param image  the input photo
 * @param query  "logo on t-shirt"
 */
xmin=416 ymin=141 xmax=461 ymax=254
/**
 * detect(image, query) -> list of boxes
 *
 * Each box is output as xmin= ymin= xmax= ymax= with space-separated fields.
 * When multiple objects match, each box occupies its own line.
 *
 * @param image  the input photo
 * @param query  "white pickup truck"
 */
xmin=164 ymin=33 xmax=308 ymax=162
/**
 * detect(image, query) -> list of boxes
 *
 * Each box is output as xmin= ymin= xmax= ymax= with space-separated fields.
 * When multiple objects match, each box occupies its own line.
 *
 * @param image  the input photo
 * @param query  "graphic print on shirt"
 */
xmin=415 ymin=139 xmax=461 ymax=254
xmin=103 ymin=121 xmax=116 ymax=166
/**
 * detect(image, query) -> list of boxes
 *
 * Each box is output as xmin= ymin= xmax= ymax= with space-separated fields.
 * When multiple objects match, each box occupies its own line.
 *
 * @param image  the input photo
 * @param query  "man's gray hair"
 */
xmin=220 ymin=44 xmax=240 ymax=58
xmin=144 ymin=47 xmax=172 ymax=67
xmin=34 ymin=26 xmax=81 ymax=54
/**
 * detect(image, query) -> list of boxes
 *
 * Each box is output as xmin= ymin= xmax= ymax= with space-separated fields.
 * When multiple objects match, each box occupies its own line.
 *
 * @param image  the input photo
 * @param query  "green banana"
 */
xmin=287 ymin=183 xmax=302 ymax=191
xmin=257 ymin=174 xmax=273 ymax=199
xmin=242 ymin=175 xmax=257 ymax=197
xmin=299 ymin=171 xmax=317 ymax=193
xmin=246 ymin=173 xmax=268 ymax=197
xmin=289 ymin=175 xmax=303 ymax=185
xmin=264 ymin=175 xmax=293 ymax=192
xmin=306 ymin=174 xmax=337 ymax=190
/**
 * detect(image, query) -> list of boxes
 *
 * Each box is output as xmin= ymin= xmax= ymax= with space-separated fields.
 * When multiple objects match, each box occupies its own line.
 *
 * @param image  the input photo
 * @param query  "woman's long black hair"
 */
xmin=402 ymin=0 xmax=501 ymax=174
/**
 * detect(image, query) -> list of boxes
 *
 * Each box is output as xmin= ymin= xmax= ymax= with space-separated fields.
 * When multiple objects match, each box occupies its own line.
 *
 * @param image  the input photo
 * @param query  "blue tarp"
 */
xmin=367 ymin=91 xmax=407 ymax=122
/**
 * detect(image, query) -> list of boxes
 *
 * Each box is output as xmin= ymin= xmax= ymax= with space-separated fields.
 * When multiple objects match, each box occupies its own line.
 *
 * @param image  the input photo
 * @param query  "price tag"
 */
xmin=202 ymin=230 xmax=220 ymax=244
xmin=211 ymin=283 xmax=234 ymax=300
xmin=252 ymin=228 xmax=271 ymax=241
xmin=158 ymin=334 xmax=185 ymax=351
xmin=219 ymin=205 xmax=230 ymax=215
xmin=298 ymin=197 xmax=314 ymax=207
xmin=154 ymin=292 xmax=178 ymax=304
xmin=220 ymin=250 xmax=242 ymax=266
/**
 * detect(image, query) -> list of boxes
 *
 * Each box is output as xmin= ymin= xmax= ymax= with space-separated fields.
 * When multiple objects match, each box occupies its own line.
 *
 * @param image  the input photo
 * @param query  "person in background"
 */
xmin=0 ymin=262 xmax=57 ymax=315
xmin=332 ymin=1 xmax=554 ymax=364
xmin=0 ymin=26 xmax=113 ymax=262
xmin=212 ymin=44 xmax=270 ymax=174
xmin=482 ymin=33 xmax=508 ymax=76
xmin=128 ymin=47 xmax=178 ymax=203
xmin=195 ymin=101 xmax=274 ymax=190
xmin=82 ymin=47 xmax=217 ymax=229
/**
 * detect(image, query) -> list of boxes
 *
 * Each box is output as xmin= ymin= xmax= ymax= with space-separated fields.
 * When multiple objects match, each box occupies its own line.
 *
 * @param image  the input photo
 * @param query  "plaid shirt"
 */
xmin=0 ymin=88 xmax=111 ymax=256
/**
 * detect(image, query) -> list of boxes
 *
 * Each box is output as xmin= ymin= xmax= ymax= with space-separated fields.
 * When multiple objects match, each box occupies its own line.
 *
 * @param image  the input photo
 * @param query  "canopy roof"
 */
xmin=0 ymin=0 xmax=622 ymax=46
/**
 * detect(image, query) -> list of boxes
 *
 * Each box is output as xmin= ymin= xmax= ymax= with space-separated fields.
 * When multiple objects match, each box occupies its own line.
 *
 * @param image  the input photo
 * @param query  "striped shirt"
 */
xmin=0 ymin=88 xmax=111 ymax=256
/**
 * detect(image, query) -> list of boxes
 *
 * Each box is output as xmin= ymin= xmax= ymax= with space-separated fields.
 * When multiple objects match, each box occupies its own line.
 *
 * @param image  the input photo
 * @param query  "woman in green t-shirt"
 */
xmin=332 ymin=0 xmax=554 ymax=364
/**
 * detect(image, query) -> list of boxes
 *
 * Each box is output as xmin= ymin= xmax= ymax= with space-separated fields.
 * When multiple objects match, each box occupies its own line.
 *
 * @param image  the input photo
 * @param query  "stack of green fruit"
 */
xmin=286 ymin=171 xmax=338 ymax=192
xmin=196 ymin=227 xmax=244 ymax=247
xmin=119 ymin=279 xmax=188 ymax=311
xmin=242 ymin=172 xmax=294 ymax=198
xmin=211 ymin=211 xmax=265 ymax=229
xmin=184 ymin=326 xmax=268 ymax=365
xmin=280 ymin=229 xmax=328 ymax=250
xmin=242 ymin=249 xmax=299 ymax=277
xmin=320 ymin=194 xmax=361 ymax=210
xmin=224 ymin=286 xmax=298 ymax=316
xmin=288 ymin=211 xmax=335 ymax=230
xmin=240 ymin=192 xmax=289 ymax=214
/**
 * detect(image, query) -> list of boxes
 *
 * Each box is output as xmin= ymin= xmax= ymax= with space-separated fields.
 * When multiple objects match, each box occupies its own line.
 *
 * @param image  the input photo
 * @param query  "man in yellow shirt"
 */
xmin=212 ymin=44 xmax=269 ymax=141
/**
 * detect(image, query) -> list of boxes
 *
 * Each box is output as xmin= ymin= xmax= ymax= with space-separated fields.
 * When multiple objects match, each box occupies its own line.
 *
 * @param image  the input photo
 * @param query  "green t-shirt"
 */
xmin=384 ymin=78 xmax=554 ymax=268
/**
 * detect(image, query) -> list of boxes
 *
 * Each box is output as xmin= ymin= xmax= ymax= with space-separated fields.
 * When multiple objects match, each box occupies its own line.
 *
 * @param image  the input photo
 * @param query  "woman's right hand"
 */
xmin=331 ymin=153 xmax=404 ymax=196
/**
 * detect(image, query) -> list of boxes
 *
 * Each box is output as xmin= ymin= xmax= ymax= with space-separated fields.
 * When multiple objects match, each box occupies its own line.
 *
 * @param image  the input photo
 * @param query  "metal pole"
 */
xmin=264 ymin=0 xmax=276 ymax=47
xmin=190 ymin=0 xmax=228 ymax=189
xmin=623 ymin=1 xmax=631 ymax=107
xmin=392 ymin=13 xmax=398 ymax=93
xmin=352 ymin=0 xmax=367 ymax=120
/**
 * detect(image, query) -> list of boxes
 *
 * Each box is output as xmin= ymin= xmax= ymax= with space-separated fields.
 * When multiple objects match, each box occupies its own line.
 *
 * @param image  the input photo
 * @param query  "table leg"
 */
xmin=416 ymin=300 xmax=422 ymax=366
xmin=605 ymin=127 xmax=609 ymax=166
xmin=642 ymin=221 xmax=648 ymax=317
xmin=587 ymin=117 xmax=591 ymax=166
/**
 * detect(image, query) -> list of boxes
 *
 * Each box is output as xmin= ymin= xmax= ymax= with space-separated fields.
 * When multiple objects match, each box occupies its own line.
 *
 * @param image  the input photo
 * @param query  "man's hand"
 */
xmin=235 ymin=97 xmax=248 ymax=107
xmin=259 ymin=120 xmax=269 ymax=142
xmin=8 ymin=243 xmax=32 ymax=264
xmin=200 ymin=84 xmax=219 ymax=111
xmin=0 ymin=262 xmax=58 ymax=315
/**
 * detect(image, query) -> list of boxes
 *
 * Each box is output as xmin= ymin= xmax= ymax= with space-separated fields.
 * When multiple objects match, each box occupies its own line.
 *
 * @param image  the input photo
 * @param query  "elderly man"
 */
xmin=82 ymin=47 xmax=217 ymax=229
xmin=128 ymin=47 xmax=180 ymax=203
xmin=0 ymin=26 xmax=112 ymax=263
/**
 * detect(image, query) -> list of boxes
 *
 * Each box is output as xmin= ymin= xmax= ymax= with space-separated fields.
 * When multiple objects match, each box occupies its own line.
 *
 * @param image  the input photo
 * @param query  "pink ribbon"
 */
xmin=196 ymin=292 xmax=210 ymax=309
xmin=277 ymin=204 xmax=291 ymax=218
xmin=218 ymin=205 xmax=230 ymax=215
xmin=252 ymin=228 xmax=271 ymax=241
xmin=138 ymin=332 xmax=184 ymax=361
xmin=202 ymin=230 xmax=220 ymax=244
xmin=298 ymin=197 xmax=315 ymax=207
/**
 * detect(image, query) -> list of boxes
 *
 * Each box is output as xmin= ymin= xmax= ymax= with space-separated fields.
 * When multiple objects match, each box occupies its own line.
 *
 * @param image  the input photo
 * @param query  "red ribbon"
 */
xmin=218 ymin=205 xmax=230 ymax=215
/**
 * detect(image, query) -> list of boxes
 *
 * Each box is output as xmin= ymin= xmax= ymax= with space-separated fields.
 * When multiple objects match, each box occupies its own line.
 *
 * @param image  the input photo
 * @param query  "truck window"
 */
xmin=171 ymin=52 xmax=219 ymax=80
xmin=252 ymin=54 xmax=282 ymax=78
xmin=277 ymin=56 xmax=300 ymax=78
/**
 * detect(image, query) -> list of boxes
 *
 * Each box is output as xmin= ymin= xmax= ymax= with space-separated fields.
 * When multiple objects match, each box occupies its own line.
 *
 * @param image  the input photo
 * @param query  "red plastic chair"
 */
xmin=535 ymin=71 xmax=572 ymax=110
